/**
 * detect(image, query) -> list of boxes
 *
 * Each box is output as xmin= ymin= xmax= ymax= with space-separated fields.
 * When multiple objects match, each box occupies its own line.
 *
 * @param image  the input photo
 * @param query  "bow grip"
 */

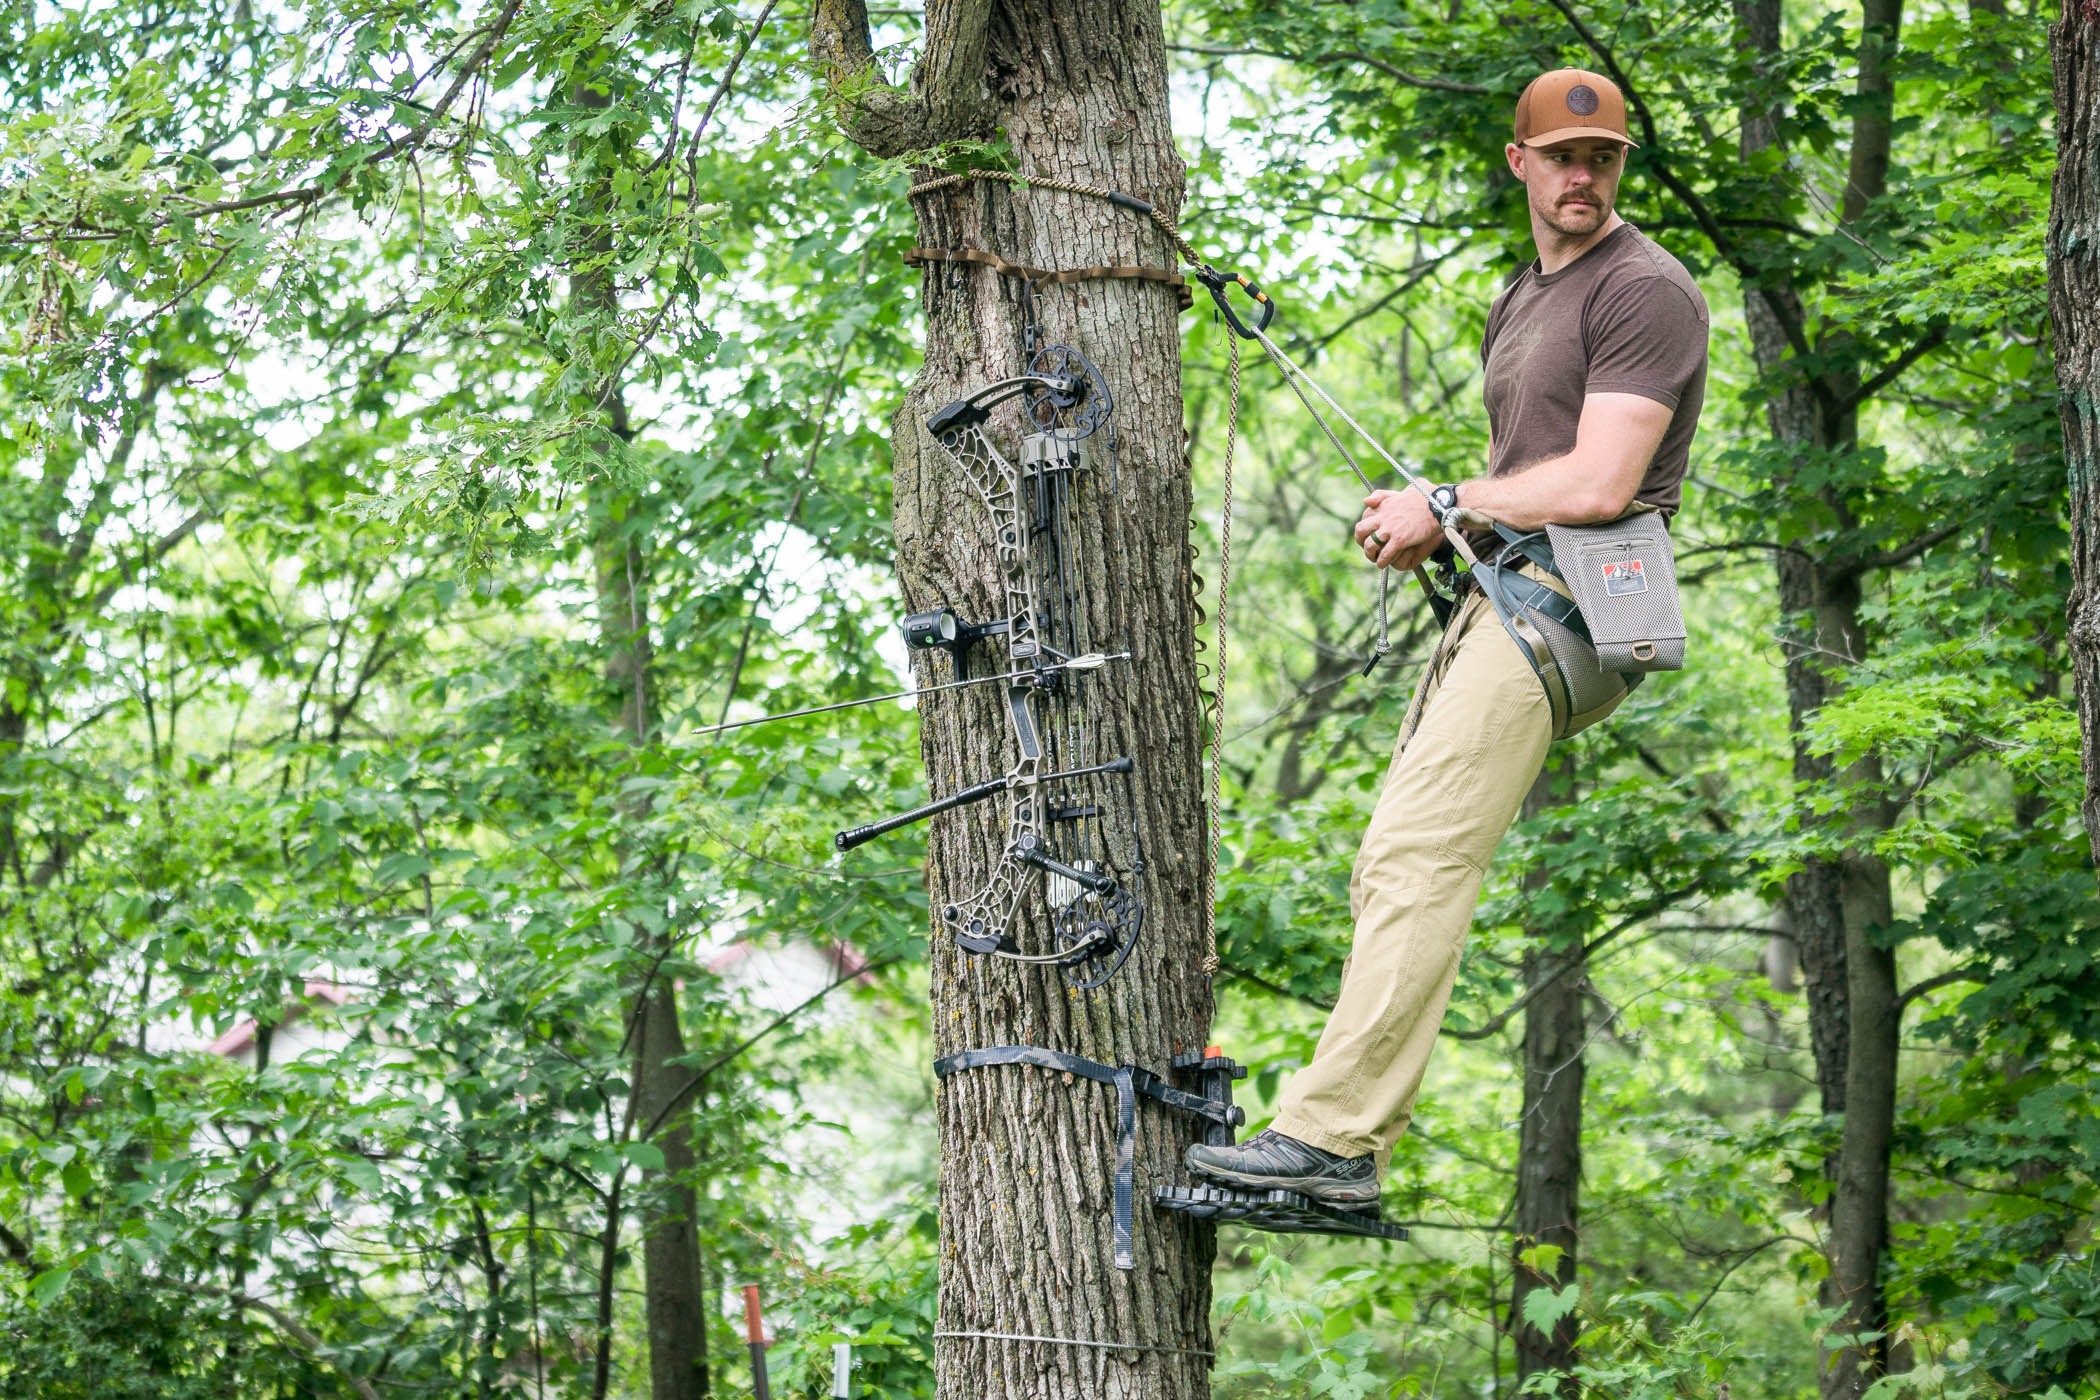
xmin=1195 ymin=265 xmax=1275 ymax=340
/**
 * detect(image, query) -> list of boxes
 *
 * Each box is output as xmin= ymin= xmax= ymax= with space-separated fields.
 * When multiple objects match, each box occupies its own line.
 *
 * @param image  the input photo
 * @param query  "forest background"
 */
xmin=2 ymin=0 xmax=2096 ymax=1398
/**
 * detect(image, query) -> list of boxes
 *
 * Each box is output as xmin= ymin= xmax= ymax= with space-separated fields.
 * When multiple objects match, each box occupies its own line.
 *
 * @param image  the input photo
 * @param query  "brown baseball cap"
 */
xmin=1513 ymin=68 xmax=1638 ymax=148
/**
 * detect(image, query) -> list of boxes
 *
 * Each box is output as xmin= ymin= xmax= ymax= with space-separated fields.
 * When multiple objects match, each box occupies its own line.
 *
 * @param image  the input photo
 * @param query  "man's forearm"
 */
xmin=1454 ymin=391 xmax=1669 ymax=530
xmin=1451 ymin=453 xmax=1636 ymax=531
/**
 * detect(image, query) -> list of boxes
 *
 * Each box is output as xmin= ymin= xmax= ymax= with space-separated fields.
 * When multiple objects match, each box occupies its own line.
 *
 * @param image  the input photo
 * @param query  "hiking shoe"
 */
xmin=1185 ymin=1129 xmax=1380 ymax=1210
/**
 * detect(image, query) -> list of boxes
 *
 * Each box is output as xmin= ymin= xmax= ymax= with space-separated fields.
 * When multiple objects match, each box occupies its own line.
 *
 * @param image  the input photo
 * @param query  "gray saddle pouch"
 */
xmin=1543 ymin=512 xmax=1686 ymax=673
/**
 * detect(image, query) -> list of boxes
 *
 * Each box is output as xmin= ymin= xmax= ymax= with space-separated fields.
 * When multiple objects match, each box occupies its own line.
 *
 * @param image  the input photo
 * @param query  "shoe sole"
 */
xmin=1187 ymin=1157 xmax=1380 ymax=1209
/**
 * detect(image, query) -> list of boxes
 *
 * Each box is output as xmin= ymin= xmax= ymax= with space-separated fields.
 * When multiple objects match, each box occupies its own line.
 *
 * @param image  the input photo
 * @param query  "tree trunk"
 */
xmin=1732 ymin=3 xmax=1902 ymax=1393
xmin=572 ymin=75 xmax=710 ymax=1400
xmin=1733 ymin=0 xmax=1855 ymax=1117
xmin=814 ymin=4 xmax=1215 ymax=1396
xmin=2054 ymin=0 xmax=2100 ymax=866
xmin=1510 ymin=767 xmax=1583 ymax=1397
xmin=628 ymin=976 xmax=711 ymax=1400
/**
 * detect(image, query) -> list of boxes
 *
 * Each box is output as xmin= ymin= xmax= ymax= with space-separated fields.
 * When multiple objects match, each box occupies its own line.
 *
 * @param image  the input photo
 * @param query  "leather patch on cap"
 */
xmin=1566 ymin=84 xmax=1600 ymax=115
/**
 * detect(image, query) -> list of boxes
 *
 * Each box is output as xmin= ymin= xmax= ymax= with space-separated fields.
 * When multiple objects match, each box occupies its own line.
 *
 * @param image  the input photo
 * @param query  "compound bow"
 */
xmin=832 ymin=342 xmax=1144 ymax=990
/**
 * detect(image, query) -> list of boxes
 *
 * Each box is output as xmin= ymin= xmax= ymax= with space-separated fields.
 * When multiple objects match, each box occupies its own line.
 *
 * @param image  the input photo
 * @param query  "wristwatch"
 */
xmin=1428 ymin=482 xmax=1460 ymax=521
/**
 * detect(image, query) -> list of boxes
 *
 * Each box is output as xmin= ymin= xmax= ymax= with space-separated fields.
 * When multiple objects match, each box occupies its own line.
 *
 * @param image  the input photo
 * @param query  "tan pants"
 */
xmin=1272 ymin=571 xmax=1613 ymax=1166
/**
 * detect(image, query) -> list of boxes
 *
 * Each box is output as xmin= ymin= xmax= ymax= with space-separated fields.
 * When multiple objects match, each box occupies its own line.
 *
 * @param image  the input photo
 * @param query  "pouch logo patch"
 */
xmin=1602 ymin=559 xmax=1648 ymax=596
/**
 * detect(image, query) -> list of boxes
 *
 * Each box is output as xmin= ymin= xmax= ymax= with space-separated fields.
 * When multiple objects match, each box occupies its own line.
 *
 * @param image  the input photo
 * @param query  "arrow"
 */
xmin=690 ymin=652 xmax=1129 ymax=738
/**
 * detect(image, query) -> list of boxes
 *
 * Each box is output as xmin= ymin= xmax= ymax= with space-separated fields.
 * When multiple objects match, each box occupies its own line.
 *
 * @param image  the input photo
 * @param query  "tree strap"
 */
xmin=933 ymin=1044 xmax=1244 ymax=1270
xmin=905 ymin=245 xmax=1194 ymax=308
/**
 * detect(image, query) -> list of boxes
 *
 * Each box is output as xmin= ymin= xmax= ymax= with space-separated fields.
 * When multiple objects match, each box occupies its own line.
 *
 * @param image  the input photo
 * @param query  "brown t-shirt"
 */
xmin=1479 ymin=222 xmax=1708 ymax=518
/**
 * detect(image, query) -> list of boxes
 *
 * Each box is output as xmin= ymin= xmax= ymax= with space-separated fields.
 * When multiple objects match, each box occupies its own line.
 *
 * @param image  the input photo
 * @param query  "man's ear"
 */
xmin=1504 ymin=142 xmax=1526 ymax=180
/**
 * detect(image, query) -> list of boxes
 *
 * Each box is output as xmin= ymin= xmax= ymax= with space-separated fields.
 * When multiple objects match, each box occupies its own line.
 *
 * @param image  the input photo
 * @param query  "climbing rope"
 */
xmin=906 ymin=167 xmax=1204 ymax=267
xmin=1201 ymin=328 xmax=1238 ymax=981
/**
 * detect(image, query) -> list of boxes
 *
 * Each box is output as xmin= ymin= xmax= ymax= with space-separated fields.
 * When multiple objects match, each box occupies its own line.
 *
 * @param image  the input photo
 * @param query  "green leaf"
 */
xmin=1521 ymin=1283 xmax=1580 ymax=1334
xmin=624 ymin=1141 xmax=668 ymax=1172
xmin=1518 ymin=1242 xmax=1565 ymax=1277
xmin=374 ymin=853 xmax=435 ymax=884
xmin=30 ymin=1269 xmax=73 ymax=1307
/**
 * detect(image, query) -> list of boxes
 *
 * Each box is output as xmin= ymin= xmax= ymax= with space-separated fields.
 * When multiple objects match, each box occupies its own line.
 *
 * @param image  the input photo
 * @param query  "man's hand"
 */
xmin=1355 ymin=488 xmax=1443 ymax=572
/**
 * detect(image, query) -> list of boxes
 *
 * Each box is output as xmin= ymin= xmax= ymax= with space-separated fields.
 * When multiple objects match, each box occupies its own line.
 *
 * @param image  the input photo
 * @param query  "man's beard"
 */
xmin=1539 ymin=194 xmax=1608 ymax=235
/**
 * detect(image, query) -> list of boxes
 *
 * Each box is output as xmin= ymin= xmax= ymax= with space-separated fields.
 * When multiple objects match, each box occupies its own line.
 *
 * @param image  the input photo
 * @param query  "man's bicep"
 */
xmin=1575 ymin=392 xmax=1673 ymax=509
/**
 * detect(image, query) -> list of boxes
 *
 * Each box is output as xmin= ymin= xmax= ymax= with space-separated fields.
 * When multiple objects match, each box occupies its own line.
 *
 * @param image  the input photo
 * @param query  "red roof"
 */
xmin=207 ymin=980 xmax=355 ymax=1057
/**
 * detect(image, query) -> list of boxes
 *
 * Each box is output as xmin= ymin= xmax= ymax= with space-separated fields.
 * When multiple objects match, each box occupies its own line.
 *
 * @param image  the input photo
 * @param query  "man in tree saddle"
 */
xmin=1187 ymin=68 xmax=1710 ymax=1206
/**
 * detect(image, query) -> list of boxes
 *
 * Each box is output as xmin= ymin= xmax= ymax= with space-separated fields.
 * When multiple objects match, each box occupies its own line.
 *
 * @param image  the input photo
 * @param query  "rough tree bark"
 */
xmin=572 ymin=76 xmax=710 ymax=1400
xmin=2054 ymin=0 xmax=2100 ymax=864
xmin=813 ymin=3 xmax=1216 ymax=1396
xmin=1731 ymin=2 xmax=1902 ymax=1393
xmin=1509 ymin=766 xmax=1583 ymax=1397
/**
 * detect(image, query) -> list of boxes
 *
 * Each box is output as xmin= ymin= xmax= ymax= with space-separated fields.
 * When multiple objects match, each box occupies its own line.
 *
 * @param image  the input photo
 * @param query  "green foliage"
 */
xmin=0 ymin=0 xmax=2090 ymax=1395
xmin=0 ymin=1269 xmax=311 ymax=1399
xmin=1519 ymin=1287 xmax=1749 ymax=1400
xmin=767 ymin=1216 xmax=939 ymax=1399
xmin=1216 ymin=1252 xmax=1459 ymax=1399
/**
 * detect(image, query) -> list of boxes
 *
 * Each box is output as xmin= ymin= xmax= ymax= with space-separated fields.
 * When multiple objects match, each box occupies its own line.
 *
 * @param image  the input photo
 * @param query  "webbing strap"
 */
xmin=1480 ymin=526 xmax=1589 ymax=641
xmin=932 ymin=1044 xmax=1239 ymax=1271
xmin=1492 ymin=522 xmax=1561 ymax=578
xmin=932 ymin=1045 xmax=1237 ymax=1125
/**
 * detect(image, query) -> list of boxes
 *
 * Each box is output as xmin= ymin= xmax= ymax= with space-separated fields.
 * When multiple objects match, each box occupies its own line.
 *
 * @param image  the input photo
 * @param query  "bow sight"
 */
xmin=900 ymin=607 xmax=1009 ymax=681
xmin=832 ymin=343 xmax=1146 ymax=990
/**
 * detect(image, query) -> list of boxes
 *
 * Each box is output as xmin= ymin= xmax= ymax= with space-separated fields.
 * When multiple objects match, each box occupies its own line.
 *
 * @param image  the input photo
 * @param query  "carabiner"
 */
xmin=1193 ymin=265 xmax=1276 ymax=340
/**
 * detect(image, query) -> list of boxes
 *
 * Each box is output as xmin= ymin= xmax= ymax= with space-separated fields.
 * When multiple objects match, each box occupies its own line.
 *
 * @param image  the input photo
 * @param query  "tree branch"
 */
xmin=1442 ymin=887 xmax=1703 ymax=1042
xmin=1843 ymin=518 xmax=1966 ymax=579
xmin=1219 ymin=960 xmax=1334 ymax=1012
xmin=1168 ymin=42 xmax=1489 ymax=94
xmin=692 ymin=0 xmax=781 ymax=147
xmin=640 ymin=955 xmax=899 ymax=1140
xmin=810 ymin=0 xmax=994 ymax=158
xmin=183 ymin=1285 xmax=382 ymax=1400
xmin=1683 ymin=1236 xmax=1804 ymax=1325
xmin=590 ymin=1168 xmax=625 ymax=1400
xmin=1301 ymin=249 xmax=1463 ymax=359
xmin=76 ymin=507 xmax=215 ymax=621
xmin=1838 ymin=323 xmax=1951 ymax=415
xmin=146 ymin=0 xmax=523 ymax=225
xmin=0 ymin=1219 xmax=32 ymax=1271
xmin=1896 ymin=965 xmax=1989 ymax=1013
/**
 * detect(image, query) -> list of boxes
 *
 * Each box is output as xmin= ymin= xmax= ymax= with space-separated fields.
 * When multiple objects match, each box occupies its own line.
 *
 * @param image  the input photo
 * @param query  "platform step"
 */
xmin=1153 ymin=1184 xmax=1410 ymax=1241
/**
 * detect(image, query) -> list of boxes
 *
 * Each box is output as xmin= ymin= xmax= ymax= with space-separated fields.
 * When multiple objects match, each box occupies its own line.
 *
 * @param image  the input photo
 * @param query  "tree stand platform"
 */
xmin=1154 ymin=1184 xmax=1409 ymax=1241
